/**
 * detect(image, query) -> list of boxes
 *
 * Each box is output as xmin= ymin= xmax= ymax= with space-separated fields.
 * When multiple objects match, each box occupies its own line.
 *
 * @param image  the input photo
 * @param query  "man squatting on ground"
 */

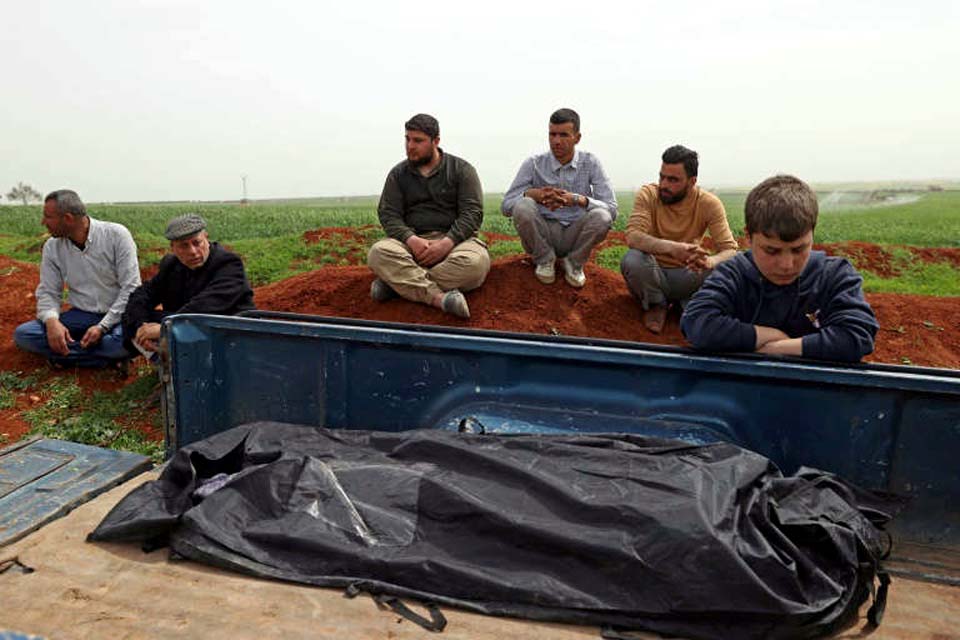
xmin=14 ymin=189 xmax=140 ymax=368
xmin=367 ymin=113 xmax=490 ymax=319
xmin=122 ymin=214 xmax=255 ymax=359
xmin=621 ymin=145 xmax=738 ymax=334
xmin=501 ymin=108 xmax=617 ymax=288
xmin=681 ymin=175 xmax=878 ymax=362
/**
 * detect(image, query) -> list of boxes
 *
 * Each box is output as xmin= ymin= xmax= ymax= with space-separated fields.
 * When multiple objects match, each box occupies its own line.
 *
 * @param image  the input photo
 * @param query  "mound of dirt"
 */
xmin=0 ymin=256 xmax=157 ymax=443
xmin=254 ymin=254 xmax=960 ymax=368
xmin=866 ymin=293 xmax=960 ymax=366
xmin=255 ymin=255 xmax=683 ymax=345
xmin=0 ymin=257 xmax=44 ymax=373
xmin=0 ymin=256 xmax=41 ymax=441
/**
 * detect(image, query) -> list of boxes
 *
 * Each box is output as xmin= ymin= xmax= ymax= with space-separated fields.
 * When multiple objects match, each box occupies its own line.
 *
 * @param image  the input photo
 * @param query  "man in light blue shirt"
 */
xmin=501 ymin=108 xmax=617 ymax=287
xmin=13 ymin=189 xmax=140 ymax=369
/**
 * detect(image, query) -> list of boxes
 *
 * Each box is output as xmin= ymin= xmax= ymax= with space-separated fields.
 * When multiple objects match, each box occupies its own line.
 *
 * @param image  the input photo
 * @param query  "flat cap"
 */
xmin=164 ymin=214 xmax=207 ymax=241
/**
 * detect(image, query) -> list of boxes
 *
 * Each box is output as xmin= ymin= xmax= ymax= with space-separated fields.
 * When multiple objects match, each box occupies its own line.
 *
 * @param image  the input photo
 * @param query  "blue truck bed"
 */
xmin=162 ymin=312 xmax=960 ymax=574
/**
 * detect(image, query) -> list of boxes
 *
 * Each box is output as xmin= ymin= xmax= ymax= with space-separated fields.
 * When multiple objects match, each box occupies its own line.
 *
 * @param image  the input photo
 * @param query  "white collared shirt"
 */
xmin=501 ymin=150 xmax=618 ymax=224
xmin=36 ymin=217 xmax=141 ymax=330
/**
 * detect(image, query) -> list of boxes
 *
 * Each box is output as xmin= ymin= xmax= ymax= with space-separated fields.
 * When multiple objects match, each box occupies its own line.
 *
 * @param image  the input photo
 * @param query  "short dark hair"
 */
xmin=44 ymin=189 xmax=87 ymax=217
xmin=745 ymin=175 xmax=818 ymax=241
xmin=549 ymin=108 xmax=580 ymax=132
xmin=661 ymin=145 xmax=698 ymax=178
xmin=405 ymin=113 xmax=440 ymax=139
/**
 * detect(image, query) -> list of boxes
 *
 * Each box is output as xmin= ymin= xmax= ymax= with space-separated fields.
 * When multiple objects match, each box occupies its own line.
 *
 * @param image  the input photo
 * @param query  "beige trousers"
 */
xmin=367 ymin=233 xmax=491 ymax=304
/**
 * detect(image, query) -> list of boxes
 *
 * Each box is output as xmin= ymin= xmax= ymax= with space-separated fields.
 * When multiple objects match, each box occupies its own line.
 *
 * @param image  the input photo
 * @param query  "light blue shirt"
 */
xmin=36 ymin=217 xmax=141 ymax=330
xmin=501 ymin=150 xmax=618 ymax=224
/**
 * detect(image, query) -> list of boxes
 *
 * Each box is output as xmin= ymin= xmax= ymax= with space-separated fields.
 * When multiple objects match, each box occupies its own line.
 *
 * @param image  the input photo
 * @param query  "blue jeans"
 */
xmin=13 ymin=309 xmax=131 ymax=368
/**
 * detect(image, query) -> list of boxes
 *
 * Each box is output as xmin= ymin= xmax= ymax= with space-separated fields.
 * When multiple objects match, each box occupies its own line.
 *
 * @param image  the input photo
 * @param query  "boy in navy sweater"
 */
xmin=680 ymin=175 xmax=878 ymax=362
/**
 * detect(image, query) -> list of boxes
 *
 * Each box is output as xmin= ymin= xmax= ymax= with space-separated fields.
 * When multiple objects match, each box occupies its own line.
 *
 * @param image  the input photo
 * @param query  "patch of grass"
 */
xmin=596 ymin=245 xmax=628 ymax=273
xmin=22 ymin=377 xmax=81 ymax=426
xmin=0 ymin=235 xmax=46 ymax=262
xmin=231 ymin=234 xmax=360 ymax=285
xmin=713 ymin=190 xmax=960 ymax=247
xmin=814 ymin=191 xmax=960 ymax=246
xmin=487 ymin=240 xmax=524 ymax=261
xmin=0 ymin=370 xmax=38 ymax=409
xmin=229 ymin=235 xmax=312 ymax=285
xmin=24 ymin=372 xmax=164 ymax=464
xmin=861 ymin=247 xmax=960 ymax=296
xmin=0 ymin=202 xmax=383 ymax=242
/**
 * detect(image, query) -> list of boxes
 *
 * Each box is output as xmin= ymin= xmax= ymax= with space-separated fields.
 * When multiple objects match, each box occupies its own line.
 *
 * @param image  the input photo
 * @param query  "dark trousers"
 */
xmin=14 ymin=309 xmax=131 ymax=368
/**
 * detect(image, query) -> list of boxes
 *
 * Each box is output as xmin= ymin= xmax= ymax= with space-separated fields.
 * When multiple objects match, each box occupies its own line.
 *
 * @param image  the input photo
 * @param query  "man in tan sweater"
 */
xmin=621 ymin=145 xmax=738 ymax=333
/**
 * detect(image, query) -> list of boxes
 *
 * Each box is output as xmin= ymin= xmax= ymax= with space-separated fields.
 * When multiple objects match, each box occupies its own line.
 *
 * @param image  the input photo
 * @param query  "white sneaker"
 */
xmin=534 ymin=261 xmax=555 ymax=284
xmin=370 ymin=278 xmax=398 ymax=302
xmin=562 ymin=258 xmax=586 ymax=288
xmin=440 ymin=290 xmax=470 ymax=319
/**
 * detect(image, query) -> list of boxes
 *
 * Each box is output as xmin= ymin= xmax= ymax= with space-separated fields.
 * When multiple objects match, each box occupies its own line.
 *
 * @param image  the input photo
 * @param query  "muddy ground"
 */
xmin=1 ymin=235 xmax=958 ymax=444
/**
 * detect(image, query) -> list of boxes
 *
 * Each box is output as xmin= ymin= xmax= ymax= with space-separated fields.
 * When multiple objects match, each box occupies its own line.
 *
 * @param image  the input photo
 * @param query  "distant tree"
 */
xmin=7 ymin=182 xmax=42 ymax=205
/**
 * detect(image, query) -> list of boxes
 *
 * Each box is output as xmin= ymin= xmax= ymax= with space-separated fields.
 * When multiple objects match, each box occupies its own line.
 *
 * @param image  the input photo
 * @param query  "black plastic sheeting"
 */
xmin=89 ymin=423 xmax=894 ymax=639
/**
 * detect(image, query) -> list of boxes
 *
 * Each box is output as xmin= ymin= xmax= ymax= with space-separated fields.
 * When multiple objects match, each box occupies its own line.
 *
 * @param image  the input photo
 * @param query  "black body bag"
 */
xmin=90 ymin=422 xmax=893 ymax=639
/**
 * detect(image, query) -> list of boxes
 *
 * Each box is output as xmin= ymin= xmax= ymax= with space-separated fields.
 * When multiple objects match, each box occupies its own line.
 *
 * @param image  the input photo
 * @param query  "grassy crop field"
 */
xmin=2 ymin=189 xmax=959 ymax=292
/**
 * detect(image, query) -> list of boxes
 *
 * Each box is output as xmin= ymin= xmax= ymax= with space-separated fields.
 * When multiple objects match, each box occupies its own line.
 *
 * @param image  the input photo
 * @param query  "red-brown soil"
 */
xmin=303 ymin=225 xmax=378 ymax=245
xmin=866 ymin=293 xmax=960 ymax=366
xmin=255 ymin=256 xmax=685 ymax=346
xmin=0 ymin=256 xmax=159 ymax=443
xmin=253 ymin=253 xmax=960 ymax=368
xmin=2 ymin=237 xmax=959 ymax=445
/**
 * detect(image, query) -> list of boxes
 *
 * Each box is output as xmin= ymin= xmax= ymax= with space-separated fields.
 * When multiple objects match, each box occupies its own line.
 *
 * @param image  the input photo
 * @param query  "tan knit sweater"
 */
xmin=625 ymin=184 xmax=737 ymax=268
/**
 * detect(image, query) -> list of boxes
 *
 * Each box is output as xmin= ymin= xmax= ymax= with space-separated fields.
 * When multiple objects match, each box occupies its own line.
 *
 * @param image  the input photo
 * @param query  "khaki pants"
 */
xmin=367 ymin=233 xmax=491 ymax=304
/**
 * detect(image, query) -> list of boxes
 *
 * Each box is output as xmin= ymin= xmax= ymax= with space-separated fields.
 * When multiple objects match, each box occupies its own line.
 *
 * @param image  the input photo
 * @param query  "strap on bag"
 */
xmin=345 ymin=582 xmax=447 ymax=633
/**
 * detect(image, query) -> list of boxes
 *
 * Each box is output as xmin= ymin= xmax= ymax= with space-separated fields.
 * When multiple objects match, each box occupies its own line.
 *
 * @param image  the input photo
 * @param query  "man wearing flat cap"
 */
xmin=122 ymin=214 xmax=254 ymax=357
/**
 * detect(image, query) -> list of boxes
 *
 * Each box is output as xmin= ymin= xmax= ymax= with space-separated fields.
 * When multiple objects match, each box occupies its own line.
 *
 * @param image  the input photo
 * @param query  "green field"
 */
xmin=1 ymin=189 xmax=959 ymax=292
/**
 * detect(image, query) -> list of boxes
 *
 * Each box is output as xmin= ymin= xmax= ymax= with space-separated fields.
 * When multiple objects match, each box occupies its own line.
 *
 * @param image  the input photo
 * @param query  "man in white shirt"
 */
xmin=13 ymin=189 xmax=141 ymax=368
xmin=501 ymin=108 xmax=618 ymax=288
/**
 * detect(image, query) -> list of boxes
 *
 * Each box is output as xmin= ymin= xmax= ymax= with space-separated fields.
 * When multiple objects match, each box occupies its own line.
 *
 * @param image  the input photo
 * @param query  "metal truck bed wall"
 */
xmin=161 ymin=313 xmax=960 ymax=556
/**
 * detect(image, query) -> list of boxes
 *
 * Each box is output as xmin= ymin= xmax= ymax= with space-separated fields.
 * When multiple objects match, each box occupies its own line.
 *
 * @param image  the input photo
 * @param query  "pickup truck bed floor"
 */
xmin=2 ymin=473 xmax=957 ymax=639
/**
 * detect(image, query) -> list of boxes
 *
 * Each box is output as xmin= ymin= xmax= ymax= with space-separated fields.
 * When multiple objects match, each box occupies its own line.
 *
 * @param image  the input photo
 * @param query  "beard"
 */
xmin=409 ymin=152 xmax=433 ymax=167
xmin=659 ymin=186 xmax=688 ymax=205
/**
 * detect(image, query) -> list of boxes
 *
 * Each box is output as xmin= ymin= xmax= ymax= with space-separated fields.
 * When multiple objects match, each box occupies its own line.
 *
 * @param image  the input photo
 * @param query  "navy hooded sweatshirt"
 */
xmin=680 ymin=250 xmax=878 ymax=362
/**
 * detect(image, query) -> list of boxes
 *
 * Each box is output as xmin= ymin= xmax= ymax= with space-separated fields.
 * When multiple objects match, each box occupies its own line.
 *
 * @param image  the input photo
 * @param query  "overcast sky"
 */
xmin=2 ymin=1 xmax=957 ymax=202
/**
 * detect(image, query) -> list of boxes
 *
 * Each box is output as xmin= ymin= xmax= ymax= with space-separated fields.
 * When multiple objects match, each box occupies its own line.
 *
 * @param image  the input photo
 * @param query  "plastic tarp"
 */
xmin=89 ymin=423 xmax=892 ymax=639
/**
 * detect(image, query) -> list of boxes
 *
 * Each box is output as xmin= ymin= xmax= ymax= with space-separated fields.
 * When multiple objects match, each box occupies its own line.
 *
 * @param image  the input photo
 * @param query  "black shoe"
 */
xmin=111 ymin=359 xmax=131 ymax=378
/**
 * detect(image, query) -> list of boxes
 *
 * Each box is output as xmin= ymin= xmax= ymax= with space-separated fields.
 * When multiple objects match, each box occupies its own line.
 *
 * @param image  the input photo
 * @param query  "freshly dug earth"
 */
xmin=2 ymin=239 xmax=959 ymax=445
xmin=0 ymin=257 xmax=39 ymax=442
xmin=255 ymin=254 xmax=960 ymax=368
xmin=0 ymin=256 xmax=158 ymax=443
xmin=255 ymin=256 xmax=686 ymax=346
